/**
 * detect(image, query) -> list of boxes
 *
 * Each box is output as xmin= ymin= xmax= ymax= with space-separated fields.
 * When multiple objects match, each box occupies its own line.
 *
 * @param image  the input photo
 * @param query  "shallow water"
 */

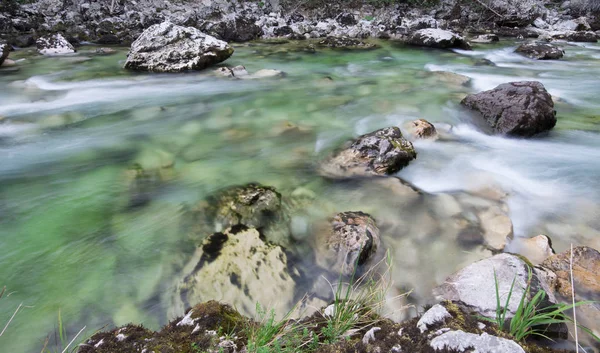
xmin=1 ymin=39 xmax=599 ymax=352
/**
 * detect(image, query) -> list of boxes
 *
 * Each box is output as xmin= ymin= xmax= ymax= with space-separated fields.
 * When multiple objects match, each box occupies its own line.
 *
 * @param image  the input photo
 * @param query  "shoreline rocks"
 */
xmin=461 ymin=81 xmax=557 ymax=137
xmin=320 ymin=126 xmax=416 ymax=178
xmin=36 ymin=33 xmax=75 ymax=55
xmin=515 ymin=42 xmax=564 ymax=60
xmin=124 ymin=21 xmax=234 ymax=72
xmin=407 ymin=28 xmax=471 ymax=50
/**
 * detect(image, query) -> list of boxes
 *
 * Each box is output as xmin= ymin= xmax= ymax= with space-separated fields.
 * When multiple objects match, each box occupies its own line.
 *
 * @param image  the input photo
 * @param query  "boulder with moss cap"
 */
xmin=320 ymin=126 xmax=416 ymax=178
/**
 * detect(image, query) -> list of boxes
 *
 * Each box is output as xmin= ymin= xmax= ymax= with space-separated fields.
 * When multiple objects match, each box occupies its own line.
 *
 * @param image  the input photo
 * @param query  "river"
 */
xmin=1 ymin=39 xmax=599 ymax=352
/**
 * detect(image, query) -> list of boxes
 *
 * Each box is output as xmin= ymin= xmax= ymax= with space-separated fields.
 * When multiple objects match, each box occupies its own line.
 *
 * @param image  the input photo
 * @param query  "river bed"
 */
xmin=1 ymin=39 xmax=599 ymax=352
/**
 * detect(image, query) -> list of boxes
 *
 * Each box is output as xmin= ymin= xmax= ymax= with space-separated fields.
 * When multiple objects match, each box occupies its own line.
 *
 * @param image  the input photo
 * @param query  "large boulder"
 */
xmin=190 ymin=183 xmax=289 ymax=246
xmin=320 ymin=126 xmax=416 ymax=178
xmin=461 ymin=81 xmax=557 ymax=137
xmin=0 ymin=42 xmax=9 ymax=66
xmin=36 ymin=34 xmax=75 ymax=55
xmin=434 ymin=253 xmax=556 ymax=319
xmin=124 ymin=21 xmax=233 ymax=73
xmin=407 ymin=29 xmax=471 ymax=50
xmin=172 ymin=226 xmax=298 ymax=318
xmin=315 ymin=211 xmax=380 ymax=276
xmin=515 ymin=42 xmax=564 ymax=60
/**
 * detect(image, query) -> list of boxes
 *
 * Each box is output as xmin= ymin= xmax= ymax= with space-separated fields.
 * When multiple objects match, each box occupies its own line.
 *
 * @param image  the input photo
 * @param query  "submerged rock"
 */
xmin=124 ymin=21 xmax=233 ymax=72
xmin=215 ymin=65 xmax=249 ymax=78
xmin=320 ymin=126 xmax=416 ymax=178
xmin=36 ymin=34 xmax=75 ymax=55
xmin=173 ymin=226 xmax=298 ymax=318
xmin=94 ymin=47 xmax=118 ymax=55
xmin=315 ymin=211 xmax=380 ymax=276
xmin=408 ymin=29 xmax=471 ymax=50
xmin=317 ymin=36 xmax=378 ymax=50
xmin=434 ymin=253 xmax=556 ymax=319
xmin=515 ymin=42 xmax=564 ymax=60
xmin=508 ymin=234 xmax=555 ymax=265
xmin=405 ymin=119 xmax=438 ymax=140
xmin=461 ymin=81 xmax=556 ymax=137
xmin=191 ymin=183 xmax=289 ymax=246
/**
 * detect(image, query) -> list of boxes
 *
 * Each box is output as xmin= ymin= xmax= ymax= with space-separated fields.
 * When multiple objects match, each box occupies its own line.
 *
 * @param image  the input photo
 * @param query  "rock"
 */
xmin=515 ymin=42 xmax=564 ymax=59
xmin=460 ymin=81 xmax=557 ymax=137
xmin=405 ymin=119 xmax=438 ymax=140
xmin=553 ymin=17 xmax=592 ymax=32
xmin=203 ymin=16 xmax=263 ymax=43
xmin=0 ymin=42 xmax=9 ymax=66
xmin=407 ymin=29 xmax=471 ymax=50
xmin=320 ymin=126 xmax=416 ymax=178
xmin=315 ymin=211 xmax=380 ymax=276
xmin=477 ymin=206 xmax=514 ymax=251
xmin=80 ymin=301 xmax=245 ymax=353
xmin=416 ymin=304 xmax=451 ymax=333
xmin=173 ymin=226 xmax=297 ymax=318
xmin=12 ymin=34 xmax=35 ymax=48
xmin=430 ymin=331 xmax=525 ymax=353
xmin=249 ymin=69 xmax=285 ymax=79
xmin=215 ymin=65 xmax=249 ymax=78
xmin=97 ymin=34 xmax=121 ymax=45
xmin=191 ymin=183 xmax=289 ymax=246
xmin=434 ymin=253 xmax=556 ymax=319
xmin=471 ymin=34 xmax=500 ymax=44
xmin=94 ymin=47 xmax=117 ymax=55
xmin=507 ymin=234 xmax=555 ymax=265
xmin=36 ymin=33 xmax=75 ymax=55
xmin=124 ymin=21 xmax=233 ymax=73
xmin=433 ymin=71 xmax=471 ymax=86
xmin=541 ymin=246 xmax=600 ymax=299
xmin=317 ymin=36 xmax=377 ymax=50
xmin=1 ymin=59 xmax=16 ymax=67
xmin=336 ymin=13 xmax=358 ymax=26
xmin=565 ymin=31 xmax=598 ymax=42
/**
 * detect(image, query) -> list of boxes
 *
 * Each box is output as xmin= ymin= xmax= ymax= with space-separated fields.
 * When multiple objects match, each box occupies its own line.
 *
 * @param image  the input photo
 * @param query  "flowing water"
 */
xmin=1 ymin=39 xmax=599 ymax=352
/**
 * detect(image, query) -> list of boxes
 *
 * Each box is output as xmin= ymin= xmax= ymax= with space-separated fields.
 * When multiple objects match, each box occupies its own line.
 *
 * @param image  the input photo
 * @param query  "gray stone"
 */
xmin=36 ymin=33 xmax=75 ymax=55
xmin=416 ymin=304 xmax=451 ymax=333
xmin=471 ymin=34 xmax=499 ymax=44
xmin=515 ymin=42 xmax=564 ymax=60
xmin=433 ymin=253 xmax=556 ymax=319
xmin=0 ymin=42 xmax=9 ymax=66
xmin=461 ymin=81 xmax=556 ymax=137
xmin=430 ymin=330 xmax=525 ymax=353
xmin=320 ymin=126 xmax=416 ymax=178
xmin=124 ymin=21 xmax=233 ymax=72
xmin=408 ymin=29 xmax=471 ymax=50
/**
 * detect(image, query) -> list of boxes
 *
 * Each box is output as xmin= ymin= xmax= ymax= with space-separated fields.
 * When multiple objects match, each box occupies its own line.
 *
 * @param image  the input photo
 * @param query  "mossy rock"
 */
xmin=78 ymin=301 xmax=246 ymax=353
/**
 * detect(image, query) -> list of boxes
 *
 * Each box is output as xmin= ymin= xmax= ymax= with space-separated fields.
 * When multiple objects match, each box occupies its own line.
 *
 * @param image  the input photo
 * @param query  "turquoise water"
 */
xmin=1 ymin=40 xmax=599 ymax=352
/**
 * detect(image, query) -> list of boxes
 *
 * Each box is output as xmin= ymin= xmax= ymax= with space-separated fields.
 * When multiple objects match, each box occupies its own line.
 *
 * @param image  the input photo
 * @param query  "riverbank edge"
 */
xmin=0 ymin=0 xmax=599 ymax=49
